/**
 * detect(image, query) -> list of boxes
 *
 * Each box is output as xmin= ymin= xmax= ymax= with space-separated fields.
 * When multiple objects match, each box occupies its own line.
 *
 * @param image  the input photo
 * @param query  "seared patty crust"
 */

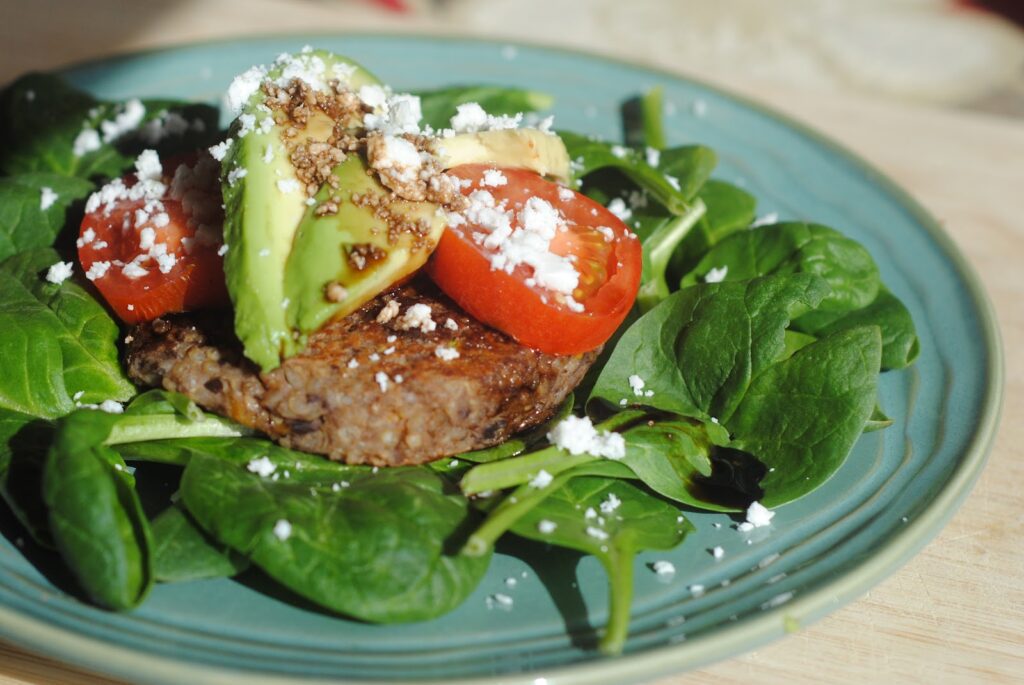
xmin=125 ymin=279 xmax=599 ymax=466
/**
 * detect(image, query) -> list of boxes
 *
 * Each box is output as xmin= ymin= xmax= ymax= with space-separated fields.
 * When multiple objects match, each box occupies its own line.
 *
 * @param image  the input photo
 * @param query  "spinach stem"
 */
xmin=462 ymin=471 xmax=573 ymax=557
xmin=104 ymin=415 xmax=248 ymax=445
xmin=460 ymin=411 xmax=645 ymax=495
xmin=641 ymin=87 xmax=666 ymax=151
xmin=637 ymin=198 xmax=707 ymax=312
xmin=598 ymin=548 xmax=635 ymax=655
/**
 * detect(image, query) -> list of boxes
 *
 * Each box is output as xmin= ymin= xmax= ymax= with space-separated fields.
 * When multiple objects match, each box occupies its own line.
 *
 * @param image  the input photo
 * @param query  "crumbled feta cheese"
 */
xmin=704 ymin=266 xmax=728 ymax=283
xmin=711 ymin=546 xmax=725 ymax=560
xmin=98 ymin=400 xmax=124 ymax=414
xmin=272 ymin=519 xmax=292 ymax=541
xmin=347 ymin=358 xmax=359 ymax=369
xmin=122 ymin=261 xmax=148 ymax=279
xmin=444 ymin=317 xmax=459 ymax=331
xmin=652 ymin=560 xmax=676 ymax=577
xmin=86 ymin=261 xmax=111 ymax=281
xmin=529 ymin=469 xmax=554 ymax=489
xmin=435 ymin=345 xmax=460 ymax=361
xmin=610 ymin=145 xmax=629 ymax=159
xmin=227 ymin=167 xmax=248 ymax=185
xmin=73 ymin=128 xmax=102 ymax=157
xmin=398 ymin=303 xmax=436 ymax=333
xmin=607 ymin=198 xmax=632 ymax=222
xmin=277 ymin=178 xmax=300 ymax=194
xmin=247 ymin=456 xmax=276 ymax=477
xmin=599 ymin=493 xmax=621 ymax=514
xmin=547 ymin=415 xmax=626 ymax=460
xmin=376 ymin=299 xmax=400 ymax=324
xmin=225 ymin=65 xmax=267 ymax=114
xmin=557 ymin=186 xmax=575 ymax=202
xmin=217 ymin=244 xmax=229 ymax=256
xmin=645 ymin=147 xmax=661 ymax=167
xmin=688 ymin=583 xmax=705 ymax=596
xmin=486 ymin=593 xmax=514 ymax=611
xmin=481 ymin=169 xmax=508 ymax=187
xmin=585 ymin=526 xmax=609 ymax=541
xmin=45 ymin=261 xmax=73 ymax=284
xmin=262 ymin=144 xmax=274 ymax=163
xmin=537 ymin=519 xmax=557 ymax=534
xmin=628 ymin=374 xmax=646 ymax=397
xmin=374 ymin=371 xmax=390 ymax=392
xmin=745 ymin=501 xmax=775 ymax=528
xmin=209 ymin=139 xmax=232 ymax=161
xmin=450 ymin=102 xmax=522 ymax=134
xmin=39 ymin=187 xmax=58 ymax=210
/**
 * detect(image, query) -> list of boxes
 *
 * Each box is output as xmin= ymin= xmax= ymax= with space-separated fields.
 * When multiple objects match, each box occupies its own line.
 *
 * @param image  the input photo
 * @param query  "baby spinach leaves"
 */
xmin=508 ymin=476 xmax=692 ymax=655
xmin=151 ymin=505 xmax=249 ymax=583
xmin=0 ymin=173 xmax=93 ymax=261
xmin=0 ymin=73 xmax=219 ymax=180
xmin=181 ymin=453 xmax=490 ymax=623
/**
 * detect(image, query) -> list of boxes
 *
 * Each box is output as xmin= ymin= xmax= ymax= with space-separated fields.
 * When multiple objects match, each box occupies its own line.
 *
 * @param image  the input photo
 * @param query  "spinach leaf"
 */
xmin=561 ymin=131 xmax=703 ymax=214
xmin=508 ymin=476 xmax=692 ymax=654
xmin=0 ymin=73 xmax=218 ymax=180
xmin=726 ymin=326 xmax=882 ymax=506
xmin=415 ymin=86 xmax=553 ymax=131
xmin=1 ymin=248 xmax=135 ymax=412
xmin=0 ymin=409 xmax=53 ymax=545
xmin=799 ymin=288 xmax=919 ymax=370
xmin=667 ymin=179 xmax=757 ymax=279
xmin=42 ymin=410 xmax=153 ymax=610
xmin=151 ymin=504 xmax=249 ymax=583
xmin=681 ymin=222 xmax=881 ymax=322
xmin=180 ymin=453 xmax=490 ymax=623
xmin=590 ymin=273 xmax=829 ymax=423
xmin=0 ymin=173 xmax=94 ymax=261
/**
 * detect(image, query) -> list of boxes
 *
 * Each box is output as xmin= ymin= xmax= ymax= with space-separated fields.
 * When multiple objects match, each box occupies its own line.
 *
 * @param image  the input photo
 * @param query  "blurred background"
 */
xmin=3 ymin=0 xmax=1024 ymax=117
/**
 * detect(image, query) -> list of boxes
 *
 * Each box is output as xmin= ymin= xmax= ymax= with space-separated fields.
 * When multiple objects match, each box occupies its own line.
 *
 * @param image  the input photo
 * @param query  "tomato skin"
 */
xmin=77 ymin=155 xmax=228 ymax=324
xmin=426 ymin=165 xmax=641 ymax=355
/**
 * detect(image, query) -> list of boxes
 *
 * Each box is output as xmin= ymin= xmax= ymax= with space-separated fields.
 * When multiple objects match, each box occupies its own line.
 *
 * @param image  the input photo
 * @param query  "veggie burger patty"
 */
xmin=125 ymin=278 xmax=599 ymax=466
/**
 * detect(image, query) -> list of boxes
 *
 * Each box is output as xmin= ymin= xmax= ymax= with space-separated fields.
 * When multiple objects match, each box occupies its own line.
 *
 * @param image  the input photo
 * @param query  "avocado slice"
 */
xmin=436 ymin=129 xmax=571 ymax=181
xmin=283 ymin=153 xmax=446 ymax=339
xmin=220 ymin=51 xmax=379 ymax=371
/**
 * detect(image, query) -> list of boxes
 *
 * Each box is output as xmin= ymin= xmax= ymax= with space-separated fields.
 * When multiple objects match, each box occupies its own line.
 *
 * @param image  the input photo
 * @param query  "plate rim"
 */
xmin=0 ymin=31 xmax=1005 ymax=685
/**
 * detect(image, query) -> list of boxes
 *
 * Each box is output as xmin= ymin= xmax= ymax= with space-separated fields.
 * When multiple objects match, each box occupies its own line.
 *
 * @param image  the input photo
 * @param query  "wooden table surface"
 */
xmin=1 ymin=3 xmax=1022 ymax=684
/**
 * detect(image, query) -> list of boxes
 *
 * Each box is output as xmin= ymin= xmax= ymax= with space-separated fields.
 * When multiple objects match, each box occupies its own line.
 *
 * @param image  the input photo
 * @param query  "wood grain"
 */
xmin=1 ymin=5 xmax=1022 ymax=684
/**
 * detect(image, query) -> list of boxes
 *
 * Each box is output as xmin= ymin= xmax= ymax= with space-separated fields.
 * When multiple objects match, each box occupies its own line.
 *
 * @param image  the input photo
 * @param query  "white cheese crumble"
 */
xmin=688 ymin=583 xmax=705 ymax=596
xmin=537 ymin=519 xmax=557 ymax=534
xmin=529 ymin=469 xmax=554 ymax=489
xmin=435 ymin=345 xmax=460 ymax=361
xmin=376 ymin=299 xmax=400 ymax=324
xmin=645 ymin=146 xmax=661 ymax=167
xmin=347 ymin=358 xmax=359 ymax=369
xmin=86 ymin=261 xmax=111 ymax=281
xmin=246 ymin=456 xmax=276 ymax=477
xmin=450 ymin=102 xmax=522 ymax=134
xmin=585 ymin=526 xmax=609 ymax=541
xmin=607 ymin=198 xmax=632 ymax=222
xmin=486 ymin=593 xmax=514 ymax=611
xmin=547 ymin=415 xmax=626 ymax=460
xmin=39 ymin=187 xmax=58 ymax=210
xmin=745 ymin=501 xmax=775 ymax=528
xmin=610 ymin=145 xmax=629 ymax=159
xmin=362 ymin=89 xmax=423 ymax=136
xmin=398 ymin=303 xmax=436 ymax=333
xmin=208 ymin=139 xmax=232 ymax=161
xmin=277 ymin=178 xmax=300 ymax=194
xmin=711 ymin=546 xmax=725 ymax=560
xmin=374 ymin=371 xmax=390 ymax=393
xmin=72 ymin=129 xmax=102 ymax=157
xmin=272 ymin=519 xmax=292 ymax=541
xmin=704 ymin=265 xmax=728 ymax=283
xmin=45 ymin=261 xmax=73 ymax=284
xmin=444 ymin=317 xmax=459 ymax=331
xmin=481 ymin=169 xmax=508 ymax=187
xmin=628 ymin=374 xmax=646 ymax=396
xmin=557 ymin=186 xmax=575 ymax=202
xmin=227 ymin=167 xmax=248 ymax=185
xmin=98 ymin=400 xmax=124 ymax=414
xmin=599 ymin=493 xmax=621 ymax=514
xmin=652 ymin=560 xmax=676 ymax=577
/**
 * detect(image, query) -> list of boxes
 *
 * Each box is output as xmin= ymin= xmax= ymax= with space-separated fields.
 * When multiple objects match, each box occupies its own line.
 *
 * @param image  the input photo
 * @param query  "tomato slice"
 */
xmin=78 ymin=153 xmax=228 ymax=324
xmin=426 ymin=165 xmax=641 ymax=354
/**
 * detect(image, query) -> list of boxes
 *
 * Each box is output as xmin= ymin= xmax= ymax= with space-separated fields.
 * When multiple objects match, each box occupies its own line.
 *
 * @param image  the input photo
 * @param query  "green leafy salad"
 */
xmin=0 ymin=49 xmax=918 ymax=655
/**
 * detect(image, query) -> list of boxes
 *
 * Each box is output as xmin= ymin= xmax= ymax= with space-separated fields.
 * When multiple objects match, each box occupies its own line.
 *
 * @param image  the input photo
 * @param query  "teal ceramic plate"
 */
xmin=0 ymin=35 xmax=1002 ymax=685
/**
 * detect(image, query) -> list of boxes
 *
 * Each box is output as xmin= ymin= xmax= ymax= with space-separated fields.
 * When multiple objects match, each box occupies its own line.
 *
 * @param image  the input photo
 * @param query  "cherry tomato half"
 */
xmin=426 ymin=165 xmax=641 ymax=355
